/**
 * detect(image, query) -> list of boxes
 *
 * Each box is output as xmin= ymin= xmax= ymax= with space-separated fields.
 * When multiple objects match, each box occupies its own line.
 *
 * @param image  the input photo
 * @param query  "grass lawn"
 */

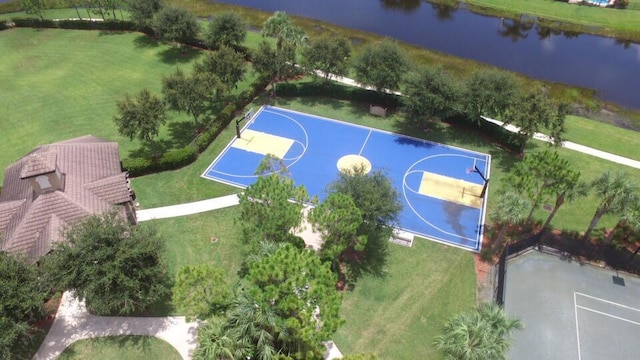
xmin=465 ymin=0 xmax=640 ymax=41
xmin=57 ymin=336 xmax=181 ymax=360
xmin=0 ymin=28 xmax=202 ymax=181
xmin=563 ymin=115 xmax=640 ymax=160
xmin=334 ymin=239 xmax=476 ymax=359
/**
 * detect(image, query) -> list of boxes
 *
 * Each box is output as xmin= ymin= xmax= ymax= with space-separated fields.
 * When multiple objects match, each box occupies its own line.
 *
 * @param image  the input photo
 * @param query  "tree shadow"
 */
xmin=133 ymin=34 xmax=160 ymax=48
xmin=168 ymin=120 xmax=197 ymax=148
xmin=344 ymin=225 xmax=391 ymax=287
xmin=297 ymin=96 xmax=345 ymax=111
xmin=127 ymin=139 xmax=174 ymax=159
xmin=157 ymin=46 xmax=202 ymax=65
xmin=98 ymin=30 xmax=127 ymax=36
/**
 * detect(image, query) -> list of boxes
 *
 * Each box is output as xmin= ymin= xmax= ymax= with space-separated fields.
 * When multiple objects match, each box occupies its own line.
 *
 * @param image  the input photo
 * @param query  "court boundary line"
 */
xmin=574 ymin=291 xmax=640 ymax=360
xmin=402 ymin=153 xmax=487 ymax=248
xmin=200 ymin=106 xmax=266 ymax=180
xmin=359 ymin=130 xmax=372 ymax=155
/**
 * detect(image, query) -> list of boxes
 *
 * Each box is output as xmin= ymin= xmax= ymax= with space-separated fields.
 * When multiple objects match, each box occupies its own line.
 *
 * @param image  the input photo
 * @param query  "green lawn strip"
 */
xmin=142 ymin=208 xmax=248 ymax=316
xmin=57 ymin=335 xmax=181 ymax=360
xmin=562 ymin=115 xmax=640 ymax=160
xmin=334 ymin=239 xmax=476 ymax=359
xmin=0 ymin=28 xmax=202 ymax=181
xmin=465 ymin=0 xmax=640 ymax=40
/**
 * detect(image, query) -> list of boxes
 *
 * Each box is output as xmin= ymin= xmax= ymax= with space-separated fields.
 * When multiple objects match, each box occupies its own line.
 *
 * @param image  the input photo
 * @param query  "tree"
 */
xmin=327 ymin=166 xmax=402 ymax=280
xmin=153 ymin=7 xmax=199 ymax=49
xmin=237 ymin=172 xmax=310 ymax=247
xmin=0 ymin=253 xmax=46 ymax=358
xmin=20 ymin=0 xmax=46 ymax=20
xmin=172 ymin=264 xmax=230 ymax=321
xmin=402 ymin=65 xmax=462 ymax=127
xmin=606 ymin=200 xmax=640 ymax=245
xmin=244 ymin=244 xmax=343 ymax=359
xmin=194 ymin=45 xmax=247 ymax=89
xmin=194 ymin=314 xmax=251 ymax=360
xmin=490 ymin=192 xmax=530 ymax=252
xmin=44 ymin=211 xmax=169 ymax=315
xmin=540 ymin=177 xmax=589 ymax=234
xmin=328 ymin=165 xmax=402 ymax=227
xmin=463 ymin=69 xmax=519 ymax=125
xmin=259 ymin=12 xmax=307 ymax=94
xmin=252 ymin=40 xmax=289 ymax=95
xmin=584 ymin=171 xmax=639 ymax=241
xmin=162 ymin=68 xmax=227 ymax=128
xmin=503 ymin=150 xmax=578 ymax=222
xmin=434 ymin=303 xmax=522 ymax=360
xmin=506 ymin=88 xmax=568 ymax=153
xmin=113 ymin=88 xmax=167 ymax=156
xmin=309 ymin=193 xmax=366 ymax=278
xmin=301 ymin=35 xmax=351 ymax=82
xmin=204 ymin=11 xmax=247 ymax=49
xmin=127 ymin=0 xmax=162 ymax=28
xmin=261 ymin=11 xmax=306 ymax=55
xmin=353 ymin=39 xmax=410 ymax=92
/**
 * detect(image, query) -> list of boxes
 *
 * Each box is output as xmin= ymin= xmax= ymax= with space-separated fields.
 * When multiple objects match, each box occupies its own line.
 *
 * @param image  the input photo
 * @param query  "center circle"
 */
xmin=337 ymin=154 xmax=372 ymax=174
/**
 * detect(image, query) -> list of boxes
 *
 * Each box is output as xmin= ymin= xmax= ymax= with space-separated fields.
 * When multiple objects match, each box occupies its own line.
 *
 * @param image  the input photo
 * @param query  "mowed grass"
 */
xmin=563 ymin=115 xmax=640 ymax=160
xmin=58 ymin=336 xmax=181 ymax=360
xmin=334 ymin=239 xmax=476 ymax=359
xmin=0 ymin=28 xmax=202 ymax=181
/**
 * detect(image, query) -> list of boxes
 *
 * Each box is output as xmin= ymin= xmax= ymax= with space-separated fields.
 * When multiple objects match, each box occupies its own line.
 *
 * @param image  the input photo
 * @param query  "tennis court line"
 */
xmin=574 ymin=292 xmax=640 ymax=360
xmin=574 ymin=292 xmax=583 ymax=360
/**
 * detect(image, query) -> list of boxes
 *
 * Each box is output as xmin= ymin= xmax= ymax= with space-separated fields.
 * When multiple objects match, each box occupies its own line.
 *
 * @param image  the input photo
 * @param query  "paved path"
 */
xmin=33 ymin=292 xmax=199 ymax=360
xmin=136 ymin=194 xmax=239 ymax=222
xmin=481 ymin=116 xmax=640 ymax=169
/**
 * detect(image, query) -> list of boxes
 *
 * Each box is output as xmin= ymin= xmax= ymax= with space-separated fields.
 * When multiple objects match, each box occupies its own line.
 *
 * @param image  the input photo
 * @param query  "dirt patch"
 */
xmin=475 ymin=236 xmax=495 ymax=303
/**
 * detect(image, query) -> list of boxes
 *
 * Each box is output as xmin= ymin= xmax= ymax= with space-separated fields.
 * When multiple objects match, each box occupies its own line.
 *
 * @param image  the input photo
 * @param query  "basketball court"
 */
xmin=202 ymin=106 xmax=490 ymax=251
xmin=504 ymin=250 xmax=640 ymax=360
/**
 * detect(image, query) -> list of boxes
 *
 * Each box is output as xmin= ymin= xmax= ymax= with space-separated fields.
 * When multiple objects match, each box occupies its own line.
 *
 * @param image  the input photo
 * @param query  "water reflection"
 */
xmin=498 ymin=18 xmax=534 ymax=43
xmin=380 ymin=0 xmax=422 ymax=13
xmin=430 ymin=2 xmax=458 ymax=21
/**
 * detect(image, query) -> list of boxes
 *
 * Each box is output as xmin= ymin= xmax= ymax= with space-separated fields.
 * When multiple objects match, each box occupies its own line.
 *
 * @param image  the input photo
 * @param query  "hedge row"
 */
xmin=276 ymin=82 xmax=401 ymax=109
xmin=9 ymin=17 xmax=253 ymax=59
xmin=123 ymin=77 xmax=269 ymax=177
xmin=276 ymin=81 xmax=520 ymax=152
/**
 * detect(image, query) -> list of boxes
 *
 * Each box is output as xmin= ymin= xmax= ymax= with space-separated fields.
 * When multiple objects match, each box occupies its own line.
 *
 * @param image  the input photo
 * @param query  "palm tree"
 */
xmin=539 ymin=178 xmax=589 ymax=234
xmin=434 ymin=303 xmax=522 ymax=360
xmin=490 ymin=192 xmax=531 ymax=252
xmin=193 ymin=315 xmax=250 ymax=360
xmin=584 ymin=171 xmax=639 ymax=241
xmin=605 ymin=199 xmax=640 ymax=244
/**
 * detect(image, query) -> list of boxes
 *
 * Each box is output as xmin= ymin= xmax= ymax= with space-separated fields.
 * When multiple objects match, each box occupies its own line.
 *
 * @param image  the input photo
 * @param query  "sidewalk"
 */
xmin=481 ymin=116 xmax=640 ymax=169
xmin=136 ymin=194 xmax=239 ymax=222
xmin=33 ymin=292 xmax=199 ymax=360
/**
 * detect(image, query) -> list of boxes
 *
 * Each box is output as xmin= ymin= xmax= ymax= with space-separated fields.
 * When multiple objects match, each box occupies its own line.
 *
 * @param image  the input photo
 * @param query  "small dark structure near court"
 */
xmin=369 ymin=105 xmax=387 ymax=117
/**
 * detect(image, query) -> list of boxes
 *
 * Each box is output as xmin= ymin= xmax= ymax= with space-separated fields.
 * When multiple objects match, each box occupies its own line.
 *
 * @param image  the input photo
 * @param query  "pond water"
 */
xmin=220 ymin=0 xmax=640 ymax=109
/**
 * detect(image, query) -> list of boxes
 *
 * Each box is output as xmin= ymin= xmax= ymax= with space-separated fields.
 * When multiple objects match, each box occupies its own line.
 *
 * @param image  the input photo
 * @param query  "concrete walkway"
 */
xmin=136 ymin=194 xmax=239 ymax=222
xmin=33 ymin=292 xmax=199 ymax=360
xmin=481 ymin=116 xmax=640 ymax=169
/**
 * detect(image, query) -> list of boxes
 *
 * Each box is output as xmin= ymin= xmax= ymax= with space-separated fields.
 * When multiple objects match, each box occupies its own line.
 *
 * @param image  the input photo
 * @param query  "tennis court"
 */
xmin=504 ymin=250 xmax=640 ymax=360
xmin=202 ymin=106 xmax=490 ymax=250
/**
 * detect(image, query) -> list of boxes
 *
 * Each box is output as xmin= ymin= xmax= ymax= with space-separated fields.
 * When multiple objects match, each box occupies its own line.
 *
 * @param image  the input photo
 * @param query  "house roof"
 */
xmin=0 ymin=135 xmax=132 ymax=262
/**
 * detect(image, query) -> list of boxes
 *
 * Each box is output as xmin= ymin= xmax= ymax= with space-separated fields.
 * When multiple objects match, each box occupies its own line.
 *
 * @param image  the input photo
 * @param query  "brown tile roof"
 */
xmin=20 ymin=152 xmax=57 ymax=178
xmin=0 ymin=135 xmax=133 ymax=262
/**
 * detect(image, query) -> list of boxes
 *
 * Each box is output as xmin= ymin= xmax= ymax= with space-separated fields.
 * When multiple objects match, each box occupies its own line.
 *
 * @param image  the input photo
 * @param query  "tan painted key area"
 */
xmin=418 ymin=172 xmax=483 ymax=209
xmin=231 ymin=129 xmax=294 ymax=159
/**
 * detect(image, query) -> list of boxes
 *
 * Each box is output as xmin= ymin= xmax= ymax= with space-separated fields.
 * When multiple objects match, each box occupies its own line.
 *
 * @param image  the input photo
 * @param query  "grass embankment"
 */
xmin=463 ymin=0 xmax=640 ymax=43
xmin=57 ymin=336 xmax=182 ymax=360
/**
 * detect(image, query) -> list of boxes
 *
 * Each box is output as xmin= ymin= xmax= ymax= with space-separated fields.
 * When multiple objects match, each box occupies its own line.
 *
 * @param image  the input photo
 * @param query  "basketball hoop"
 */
xmin=466 ymin=167 xmax=476 ymax=174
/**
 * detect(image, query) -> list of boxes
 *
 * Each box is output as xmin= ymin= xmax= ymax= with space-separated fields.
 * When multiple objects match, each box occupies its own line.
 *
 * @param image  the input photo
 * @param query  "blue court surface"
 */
xmin=202 ymin=106 xmax=491 ymax=251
